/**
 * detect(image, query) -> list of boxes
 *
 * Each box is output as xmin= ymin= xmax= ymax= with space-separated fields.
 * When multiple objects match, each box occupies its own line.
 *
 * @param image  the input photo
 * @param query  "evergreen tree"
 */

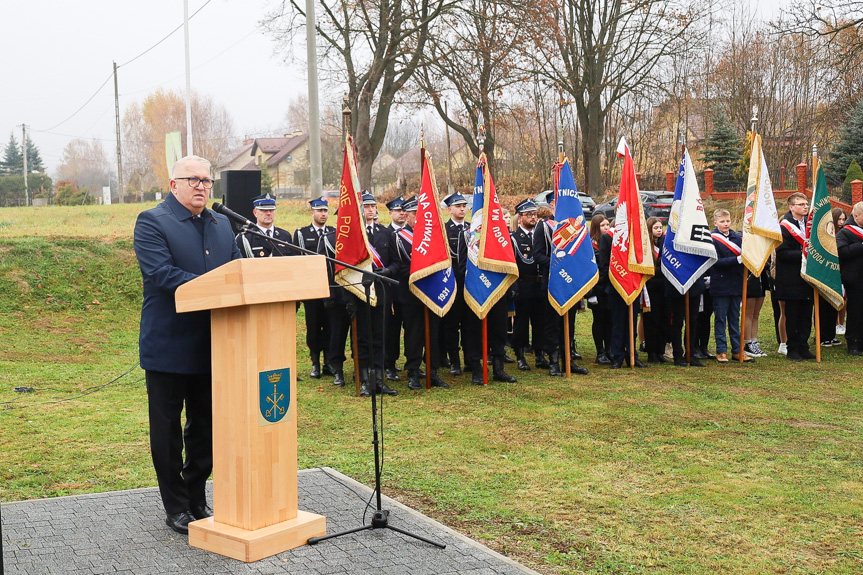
xmin=1 ymin=133 xmax=23 ymax=175
xmin=25 ymin=136 xmax=45 ymax=173
xmin=844 ymin=159 xmax=863 ymax=202
xmin=260 ymin=164 xmax=274 ymax=195
xmin=701 ymin=111 xmax=744 ymax=192
xmin=825 ymin=99 xmax=863 ymax=187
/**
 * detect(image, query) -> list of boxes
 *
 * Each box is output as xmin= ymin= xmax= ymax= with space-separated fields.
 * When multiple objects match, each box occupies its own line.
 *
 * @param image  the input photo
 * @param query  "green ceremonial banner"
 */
xmin=802 ymin=164 xmax=844 ymax=310
xmin=165 ymin=131 xmax=183 ymax=176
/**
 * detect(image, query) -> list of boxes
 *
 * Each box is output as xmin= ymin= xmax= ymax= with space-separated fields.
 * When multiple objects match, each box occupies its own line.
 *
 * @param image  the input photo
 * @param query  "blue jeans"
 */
xmin=712 ymin=295 xmax=741 ymax=354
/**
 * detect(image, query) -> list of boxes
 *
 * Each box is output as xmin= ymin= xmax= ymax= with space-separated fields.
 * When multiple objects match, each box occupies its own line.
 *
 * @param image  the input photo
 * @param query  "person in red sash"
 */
xmin=710 ymin=209 xmax=754 ymax=363
xmin=837 ymin=202 xmax=863 ymax=356
xmin=643 ymin=218 xmax=669 ymax=363
xmin=775 ymin=193 xmax=815 ymax=361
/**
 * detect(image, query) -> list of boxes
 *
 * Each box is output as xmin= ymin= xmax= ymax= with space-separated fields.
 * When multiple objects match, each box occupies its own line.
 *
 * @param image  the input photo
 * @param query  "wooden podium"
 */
xmin=175 ymin=256 xmax=329 ymax=562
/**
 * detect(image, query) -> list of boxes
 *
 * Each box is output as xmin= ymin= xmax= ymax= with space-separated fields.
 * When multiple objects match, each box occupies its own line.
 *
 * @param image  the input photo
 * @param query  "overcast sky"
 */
xmin=1 ymin=0 xmax=307 ymax=174
xmin=2 ymin=0 xmax=790 ymax=176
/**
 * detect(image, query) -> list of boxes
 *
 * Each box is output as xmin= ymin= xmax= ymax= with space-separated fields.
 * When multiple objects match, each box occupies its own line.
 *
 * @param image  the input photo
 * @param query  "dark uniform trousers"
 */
xmin=667 ymin=291 xmax=700 ymax=359
xmin=642 ymin=277 xmax=667 ymax=357
xmin=355 ymin=223 xmax=393 ymax=371
xmin=463 ymin=298 xmax=507 ymax=363
xmin=384 ymin=298 xmax=403 ymax=370
xmin=775 ymin=213 xmax=813 ymax=356
xmin=512 ymin=227 xmax=543 ymax=354
xmin=442 ymin=219 xmax=470 ymax=365
xmin=294 ymin=224 xmax=334 ymax=364
xmin=145 ymin=371 xmax=212 ymax=515
xmin=319 ymin=229 xmax=352 ymax=371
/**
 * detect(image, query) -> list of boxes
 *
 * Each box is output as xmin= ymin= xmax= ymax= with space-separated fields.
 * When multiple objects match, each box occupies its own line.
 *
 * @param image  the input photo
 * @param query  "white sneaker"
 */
xmin=837 ymin=324 xmax=846 ymax=335
xmin=778 ymin=343 xmax=787 ymax=356
xmin=751 ymin=341 xmax=768 ymax=357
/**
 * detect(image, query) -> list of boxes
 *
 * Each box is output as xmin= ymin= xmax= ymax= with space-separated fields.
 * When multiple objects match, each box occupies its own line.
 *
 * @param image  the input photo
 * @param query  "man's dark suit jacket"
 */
xmin=134 ymin=193 xmax=241 ymax=374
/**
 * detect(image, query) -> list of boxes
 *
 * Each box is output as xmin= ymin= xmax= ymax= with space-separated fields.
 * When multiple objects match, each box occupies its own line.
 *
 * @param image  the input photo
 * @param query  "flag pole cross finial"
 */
xmin=750 ymin=105 xmax=759 ymax=134
xmin=477 ymin=113 xmax=486 ymax=154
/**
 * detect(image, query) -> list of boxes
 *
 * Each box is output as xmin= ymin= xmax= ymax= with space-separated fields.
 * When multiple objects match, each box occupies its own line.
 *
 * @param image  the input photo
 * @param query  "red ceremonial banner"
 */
xmin=334 ymin=136 xmax=376 ymax=304
xmin=609 ymin=138 xmax=652 ymax=305
xmin=410 ymin=153 xmax=450 ymax=278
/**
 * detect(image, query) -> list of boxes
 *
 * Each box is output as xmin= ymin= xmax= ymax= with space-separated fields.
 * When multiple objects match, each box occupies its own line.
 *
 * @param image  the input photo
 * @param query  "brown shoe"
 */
xmin=731 ymin=353 xmax=755 ymax=363
xmin=716 ymin=352 xmax=729 ymax=363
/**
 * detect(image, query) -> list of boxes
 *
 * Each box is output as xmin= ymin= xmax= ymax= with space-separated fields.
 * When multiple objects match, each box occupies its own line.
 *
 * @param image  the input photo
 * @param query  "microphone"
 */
xmin=211 ymin=202 xmax=254 ymax=227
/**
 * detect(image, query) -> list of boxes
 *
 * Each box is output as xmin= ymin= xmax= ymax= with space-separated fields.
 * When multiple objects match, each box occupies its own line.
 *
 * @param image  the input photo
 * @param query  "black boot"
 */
xmin=493 ymin=357 xmax=517 ymax=383
xmin=449 ymin=357 xmax=463 ymax=376
xmin=572 ymin=362 xmax=589 ymax=375
xmin=596 ymin=351 xmax=611 ymax=365
xmin=384 ymin=366 xmax=400 ymax=381
xmin=310 ymin=355 xmax=322 ymax=379
xmin=375 ymin=369 xmax=398 ymax=396
xmin=471 ymin=361 xmax=485 ymax=385
xmin=332 ymin=364 xmax=346 ymax=386
xmin=359 ymin=368 xmax=372 ymax=397
xmin=516 ymin=348 xmax=531 ymax=371
xmin=535 ymin=350 xmax=550 ymax=369
xmin=430 ymin=369 xmax=450 ymax=388
xmin=407 ymin=369 xmax=423 ymax=390
xmin=548 ymin=351 xmax=563 ymax=377
xmin=570 ymin=342 xmax=582 ymax=361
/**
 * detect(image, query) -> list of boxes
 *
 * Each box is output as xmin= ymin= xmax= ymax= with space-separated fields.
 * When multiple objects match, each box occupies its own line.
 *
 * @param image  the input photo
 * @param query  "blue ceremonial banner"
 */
xmin=661 ymin=148 xmax=717 ymax=294
xmin=547 ymin=159 xmax=597 ymax=314
xmin=464 ymin=154 xmax=519 ymax=319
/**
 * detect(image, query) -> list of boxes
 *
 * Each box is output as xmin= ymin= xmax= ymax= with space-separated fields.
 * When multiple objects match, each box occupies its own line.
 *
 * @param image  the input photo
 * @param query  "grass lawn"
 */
xmin=2 ymin=201 xmax=862 ymax=574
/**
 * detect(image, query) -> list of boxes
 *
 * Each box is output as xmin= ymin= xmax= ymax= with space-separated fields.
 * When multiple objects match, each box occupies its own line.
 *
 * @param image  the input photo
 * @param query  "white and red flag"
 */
xmin=609 ymin=138 xmax=654 ymax=305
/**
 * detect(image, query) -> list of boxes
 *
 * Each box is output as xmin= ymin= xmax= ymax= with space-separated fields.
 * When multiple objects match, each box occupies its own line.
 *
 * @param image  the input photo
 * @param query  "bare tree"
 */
xmin=525 ymin=0 xmax=706 ymax=196
xmin=411 ymin=0 xmax=526 ymax=175
xmin=56 ymin=139 xmax=112 ymax=194
xmin=264 ymin=0 xmax=454 ymax=188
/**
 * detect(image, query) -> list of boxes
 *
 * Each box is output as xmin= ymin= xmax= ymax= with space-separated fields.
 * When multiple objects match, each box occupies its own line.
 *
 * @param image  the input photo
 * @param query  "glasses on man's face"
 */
xmin=175 ymin=176 xmax=215 ymax=189
xmin=791 ymin=203 xmax=809 ymax=208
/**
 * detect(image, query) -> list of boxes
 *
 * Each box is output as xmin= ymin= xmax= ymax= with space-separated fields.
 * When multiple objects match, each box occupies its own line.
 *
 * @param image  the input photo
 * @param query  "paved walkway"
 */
xmin=3 ymin=468 xmax=540 ymax=575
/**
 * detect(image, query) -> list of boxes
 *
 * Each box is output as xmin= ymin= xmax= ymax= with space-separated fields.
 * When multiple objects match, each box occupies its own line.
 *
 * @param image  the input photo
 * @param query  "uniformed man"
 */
xmin=533 ymin=191 xmax=589 ymax=375
xmin=384 ymin=196 xmax=406 ymax=381
xmin=357 ymin=191 xmax=398 ymax=396
xmin=441 ymin=192 xmax=470 ymax=375
xmin=236 ymin=193 xmax=293 ymax=258
xmin=293 ymin=196 xmax=335 ymax=379
xmin=387 ymin=196 xmax=450 ymax=391
xmin=511 ymin=199 xmax=543 ymax=371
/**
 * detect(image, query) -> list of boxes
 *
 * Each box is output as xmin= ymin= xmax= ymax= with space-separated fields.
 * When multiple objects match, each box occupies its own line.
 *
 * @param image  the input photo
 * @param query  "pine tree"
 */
xmin=825 ymin=99 xmax=863 ymax=187
xmin=1 ymin=133 xmax=23 ymax=175
xmin=25 ymin=136 xmax=45 ymax=173
xmin=700 ymin=111 xmax=744 ymax=192
xmin=843 ymin=159 xmax=863 ymax=202
xmin=260 ymin=164 xmax=274 ymax=195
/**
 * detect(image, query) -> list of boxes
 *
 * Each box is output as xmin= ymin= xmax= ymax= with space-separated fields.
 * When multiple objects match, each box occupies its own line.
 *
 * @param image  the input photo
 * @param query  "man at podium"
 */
xmin=133 ymin=155 xmax=241 ymax=535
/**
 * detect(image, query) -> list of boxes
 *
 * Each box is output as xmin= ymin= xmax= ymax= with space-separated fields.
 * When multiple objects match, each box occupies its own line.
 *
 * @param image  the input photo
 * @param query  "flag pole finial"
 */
xmin=750 ymin=105 xmax=759 ymax=134
xmin=679 ymin=126 xmax=687 ymax=155
xmin=477 ymin=113 xmax=486 ymax=155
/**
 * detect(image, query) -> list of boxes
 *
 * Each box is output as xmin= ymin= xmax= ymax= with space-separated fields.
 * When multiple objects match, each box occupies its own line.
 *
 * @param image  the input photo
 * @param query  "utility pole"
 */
xmin=22 ymin=124 xmax=29 ymax=207
xmin=113 ymin=61 xmax=124 ymax=203
xmin=305 ymin=0 xmax=323 ymax=198
xmin=183 ymin=0 xmax=194 ymax=156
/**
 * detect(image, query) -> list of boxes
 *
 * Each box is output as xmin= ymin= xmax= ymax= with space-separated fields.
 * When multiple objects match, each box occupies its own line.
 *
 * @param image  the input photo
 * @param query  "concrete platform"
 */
xmin=2 ymin=468 xmax=540 ymax=575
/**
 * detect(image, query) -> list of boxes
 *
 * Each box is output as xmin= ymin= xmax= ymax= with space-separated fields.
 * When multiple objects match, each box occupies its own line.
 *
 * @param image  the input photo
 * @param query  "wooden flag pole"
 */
xmin=351 ymin=317 xmax=361 ymax=396
xmin=564 ymin=311 xmax=571 ymax=377
xmin=684 ymin=292 xmax=691 ymax=364
xmin=425 ymin=308 xmax=432 ymax=388
xmin=740 ymin=274 xmax=748 ymax=363
xmin=814 ymin=289 xmax=822 ymax=362
xmin=628 ymin=303 xmax=636 ymax=368
xmin=482 ymin=317 xmax=489 ymax=385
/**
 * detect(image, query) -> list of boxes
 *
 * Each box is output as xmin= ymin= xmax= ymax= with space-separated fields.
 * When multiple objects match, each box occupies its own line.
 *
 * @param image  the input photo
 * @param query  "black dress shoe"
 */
xmin=692 ymin=349 xmax=708 ymax=360
xmin=503 ymin=354 xmax=515 ymax=364
xmin=407 ymin=370 xmax=423 ymax=390
xmin=799 ymin=349 xmax=816 ymax=360
xmin=689 ymin=358 xmax=706 ymax=367
xmin=191 ymin=504 xmax=213 ymax=520
xmin=166 ymin=511 xmax=195 ymax=534
xmin=849 ymin=347 xmax=862 ymax=356
xmin=699 ymin=347 xmax=716 ymax=359
xmin=596 ymin=352 xmax=612 ymax=365
xmin=332 ymin=369 xmax=346 ymax=387
xmin=431 ymin=373 xmax=451 ymax=388
xmin=360 ymin=382 xmax=372 ymax=396
xmin=322 ymin=364 xmax=335 ymax=376
xmin=632 ymin=359 xmax=649 ymax=368
xmin=385 ymin=368 xmax=400 ymax=381
xmin=310 ymin=364 xmax=322 ymax=379
xmin=572 ymin=364 xmax=589 ymax=375
xmin=377 ymin=382 xmax=398 ymax=396
xmin=674 ymin=357 xmax=688 ymax=367
xmin=611 ymin=360 xmax=623 ymax=369
xmin=787 ymin=352 xmax=804 ymax=362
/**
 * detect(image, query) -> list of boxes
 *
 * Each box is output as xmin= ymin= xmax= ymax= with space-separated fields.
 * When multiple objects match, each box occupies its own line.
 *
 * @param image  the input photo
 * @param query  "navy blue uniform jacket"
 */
xmin=709 ymin=228 xmax=743 ymax=297
xmin=134 ymin=193 xmax=241 ymax=374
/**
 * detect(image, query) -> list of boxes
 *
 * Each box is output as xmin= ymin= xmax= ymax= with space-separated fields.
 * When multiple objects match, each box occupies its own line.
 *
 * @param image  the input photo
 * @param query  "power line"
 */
xmin=117 ymin=0 xmax=213 ymax=69
xmin=30 ymin=0 xmax=214 ymax=135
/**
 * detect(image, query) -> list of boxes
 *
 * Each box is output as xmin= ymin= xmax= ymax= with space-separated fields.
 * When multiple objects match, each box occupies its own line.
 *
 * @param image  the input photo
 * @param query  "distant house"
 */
xmin=217 ymin=131 xmax=311 ymax=198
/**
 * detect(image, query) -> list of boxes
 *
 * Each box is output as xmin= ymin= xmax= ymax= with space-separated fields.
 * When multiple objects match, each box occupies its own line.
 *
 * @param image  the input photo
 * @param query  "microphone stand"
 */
xmin=309 ymin=272 xmax=445 ymax=550
xmin=231 ymin=217 xmax=440 ymax=548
